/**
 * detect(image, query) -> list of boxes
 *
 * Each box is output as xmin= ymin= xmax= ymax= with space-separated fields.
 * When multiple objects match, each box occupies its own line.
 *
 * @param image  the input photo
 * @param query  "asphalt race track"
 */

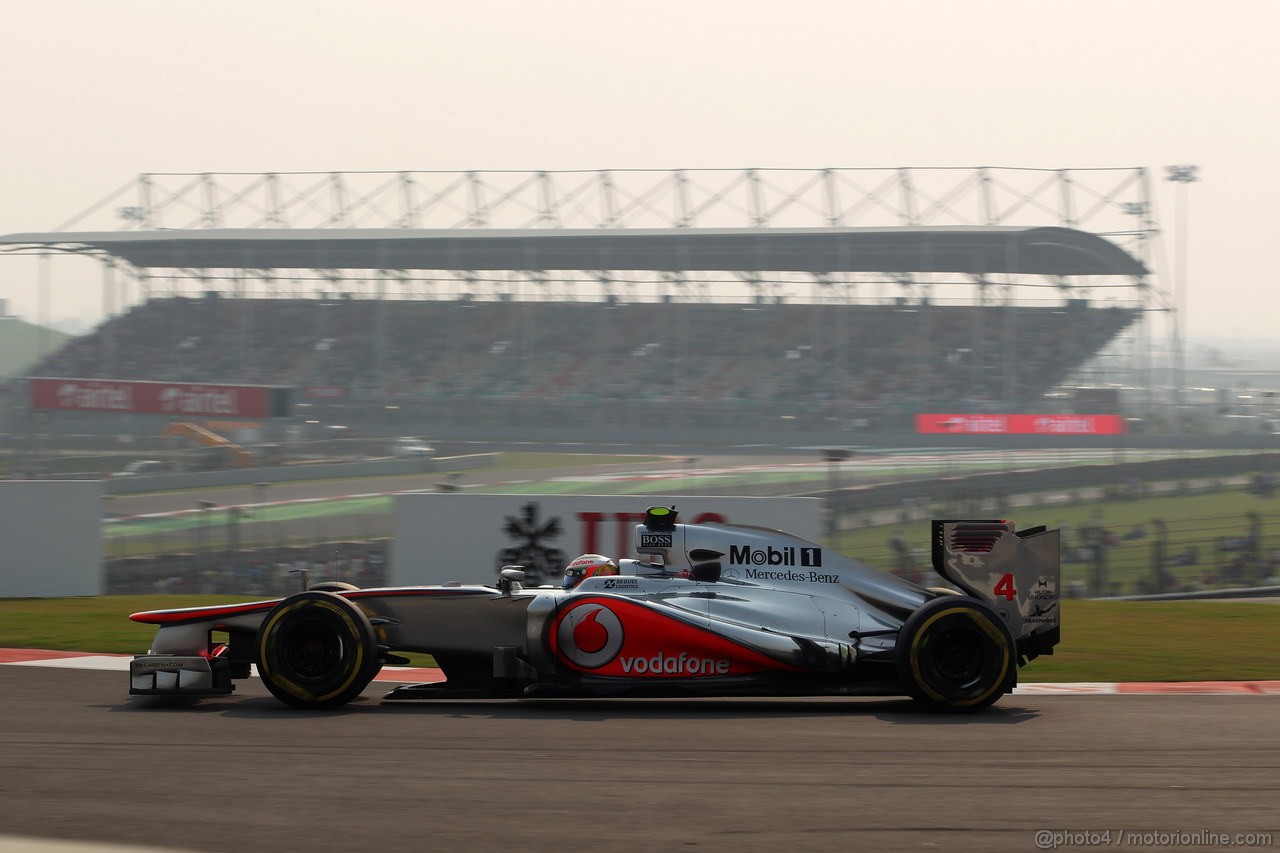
xmin=2 ymin=668 xmax=1277 ymax=852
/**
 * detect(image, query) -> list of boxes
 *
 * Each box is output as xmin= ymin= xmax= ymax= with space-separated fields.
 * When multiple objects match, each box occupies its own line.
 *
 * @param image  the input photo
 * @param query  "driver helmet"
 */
xmin=562 ymin=554 xmax=619 ymax=590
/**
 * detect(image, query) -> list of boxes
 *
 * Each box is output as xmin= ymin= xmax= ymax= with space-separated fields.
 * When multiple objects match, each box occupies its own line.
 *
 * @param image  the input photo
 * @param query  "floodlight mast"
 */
xmin=1165 ymin=164 xmax=1199 ymax=424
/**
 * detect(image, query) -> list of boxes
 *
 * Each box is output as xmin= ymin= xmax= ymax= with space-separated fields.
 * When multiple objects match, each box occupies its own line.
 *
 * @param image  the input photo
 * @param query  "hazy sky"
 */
xmin=1 ymin=0 xmax=1276 ymax=341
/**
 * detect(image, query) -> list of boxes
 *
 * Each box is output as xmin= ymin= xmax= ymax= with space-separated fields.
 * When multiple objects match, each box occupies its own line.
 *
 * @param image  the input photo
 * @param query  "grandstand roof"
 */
xmin=0 ymin=225 xmax=1146 ymax=276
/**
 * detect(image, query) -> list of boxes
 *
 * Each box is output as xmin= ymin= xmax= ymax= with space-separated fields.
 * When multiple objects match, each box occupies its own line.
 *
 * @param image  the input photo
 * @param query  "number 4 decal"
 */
xmin=994 ymin=573 xmax=1017 ymax=601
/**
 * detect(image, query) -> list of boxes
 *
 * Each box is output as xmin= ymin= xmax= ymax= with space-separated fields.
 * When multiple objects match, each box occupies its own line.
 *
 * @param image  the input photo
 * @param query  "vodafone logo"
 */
xmin=557 ymin=602 xmax=624 ymax=669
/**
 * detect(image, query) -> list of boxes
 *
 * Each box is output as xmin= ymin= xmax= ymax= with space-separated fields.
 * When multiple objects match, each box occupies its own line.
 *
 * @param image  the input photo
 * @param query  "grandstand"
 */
xmin=2 ymin=167 xmax=1162 ymax=438
xmin=26 ymin=295 xmax=1139 ymax=432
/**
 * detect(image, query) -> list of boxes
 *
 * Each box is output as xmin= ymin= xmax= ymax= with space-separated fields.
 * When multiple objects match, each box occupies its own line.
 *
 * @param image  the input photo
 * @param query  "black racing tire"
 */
xmin=309 ymin=581 xmax=360 ymax=592
xmin=895 ymin=596 xmax=1015 ymax=713
xmin=256 ymin=591 xmax=381 ymax=710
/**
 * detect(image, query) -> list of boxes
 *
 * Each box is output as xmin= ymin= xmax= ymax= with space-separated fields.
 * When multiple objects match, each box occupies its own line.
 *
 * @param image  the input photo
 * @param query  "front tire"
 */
xmin=309 ymin=581 xmax=359 ymax=592
xmin=896 ymin=596 xmax=1015 ymax=712
xmin=257 ymin=591 xmax=380 ymax=710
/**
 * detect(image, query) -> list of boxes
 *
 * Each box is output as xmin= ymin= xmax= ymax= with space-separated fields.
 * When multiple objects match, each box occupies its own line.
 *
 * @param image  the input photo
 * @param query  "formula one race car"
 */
xmin=128 ymin=507 xmax=1060 ymax=712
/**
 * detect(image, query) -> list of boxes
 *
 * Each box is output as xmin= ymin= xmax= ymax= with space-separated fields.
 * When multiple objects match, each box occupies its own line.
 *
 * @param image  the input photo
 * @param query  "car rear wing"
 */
xmin=931 ymin=520 xmax=1060 ymax=659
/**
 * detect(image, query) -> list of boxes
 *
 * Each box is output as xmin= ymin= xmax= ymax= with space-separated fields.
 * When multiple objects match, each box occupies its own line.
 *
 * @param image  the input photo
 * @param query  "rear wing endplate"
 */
xmin=931 ymin=520 xmax=1060 ymax=657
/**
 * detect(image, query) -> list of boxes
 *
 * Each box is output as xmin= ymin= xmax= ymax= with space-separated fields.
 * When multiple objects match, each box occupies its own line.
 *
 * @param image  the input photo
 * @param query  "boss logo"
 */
xmin=639 ymin=533 xmax=673 ymax=549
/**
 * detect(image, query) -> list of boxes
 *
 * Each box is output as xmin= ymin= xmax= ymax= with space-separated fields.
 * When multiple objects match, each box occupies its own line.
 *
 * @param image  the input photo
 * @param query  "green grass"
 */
xmin=1028 ymin=600 xmax=1280 ymax=682
xmin=3 ymin=595 xmax=1277 ymax=682
xmin=0 ymin=595 xmax=257 ymax=654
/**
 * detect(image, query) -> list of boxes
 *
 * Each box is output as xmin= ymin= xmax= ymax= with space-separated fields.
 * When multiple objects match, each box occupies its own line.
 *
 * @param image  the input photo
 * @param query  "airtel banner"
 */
xmin=28 ymin=378 xmax=281 ymax=418
xmin=916 ymin=413 xmax=1127 ymax=435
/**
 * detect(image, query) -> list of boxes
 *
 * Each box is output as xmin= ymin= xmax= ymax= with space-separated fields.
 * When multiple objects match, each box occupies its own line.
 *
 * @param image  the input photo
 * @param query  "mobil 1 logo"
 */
xmin=728 ymin=544 xmax=822 ymax=568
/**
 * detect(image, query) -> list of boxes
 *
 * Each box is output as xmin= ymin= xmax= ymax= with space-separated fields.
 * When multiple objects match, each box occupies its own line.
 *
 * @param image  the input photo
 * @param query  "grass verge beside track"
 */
xmin=2 ymin=596 xmax=1277 ymax=682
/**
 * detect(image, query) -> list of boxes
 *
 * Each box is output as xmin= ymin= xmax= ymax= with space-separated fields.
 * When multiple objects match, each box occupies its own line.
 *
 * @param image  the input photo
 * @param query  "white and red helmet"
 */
xmin=562 ymin=554 xmax=619 ymax=590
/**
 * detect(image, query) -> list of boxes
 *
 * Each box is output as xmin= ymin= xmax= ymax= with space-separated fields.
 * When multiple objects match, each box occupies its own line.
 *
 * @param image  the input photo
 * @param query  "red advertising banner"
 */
xmin=29 ymin=378 xmax=276 ymax=418
xmin=915 ymin=413 xmax=1127 ymax=435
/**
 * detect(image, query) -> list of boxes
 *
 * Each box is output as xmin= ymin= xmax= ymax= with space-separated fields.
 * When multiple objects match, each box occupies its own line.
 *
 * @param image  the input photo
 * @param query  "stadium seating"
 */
xmin=26 ymin=296 xmax=1139 ymax=430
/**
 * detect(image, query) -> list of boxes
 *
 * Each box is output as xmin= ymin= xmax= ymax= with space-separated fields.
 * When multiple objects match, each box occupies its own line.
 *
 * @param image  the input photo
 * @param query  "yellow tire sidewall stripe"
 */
xmin=909 ymin=606 xmax=1011 ymax=707
xmin=260 ymin=598 xmax=366 ymax=703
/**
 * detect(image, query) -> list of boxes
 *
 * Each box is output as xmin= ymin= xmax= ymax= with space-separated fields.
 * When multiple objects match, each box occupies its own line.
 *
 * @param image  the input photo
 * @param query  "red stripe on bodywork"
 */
xmin=129 ymin=600 xmax=281 ymax=624
xmin=343 ymin=588 xmax=494 ymax=599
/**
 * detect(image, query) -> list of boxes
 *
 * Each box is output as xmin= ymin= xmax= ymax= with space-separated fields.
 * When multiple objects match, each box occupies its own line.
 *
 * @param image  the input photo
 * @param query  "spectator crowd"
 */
xmin=28 ymin=294 xmax=1138 ymax=431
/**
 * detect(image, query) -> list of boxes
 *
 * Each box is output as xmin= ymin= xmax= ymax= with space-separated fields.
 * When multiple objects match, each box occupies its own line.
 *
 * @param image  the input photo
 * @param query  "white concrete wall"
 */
xmin=392 ymin=494 xmax=821 ymax=587
xmin=0 ymin=481 xmax=103 ymax=597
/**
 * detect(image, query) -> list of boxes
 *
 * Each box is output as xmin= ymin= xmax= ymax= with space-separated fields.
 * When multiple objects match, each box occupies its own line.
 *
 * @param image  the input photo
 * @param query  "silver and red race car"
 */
xmin=128 ymin=506 xmax=1060 ymax=712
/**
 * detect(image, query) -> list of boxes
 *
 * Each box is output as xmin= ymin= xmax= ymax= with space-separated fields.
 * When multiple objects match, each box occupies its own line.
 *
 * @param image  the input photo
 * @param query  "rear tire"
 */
xmin=257 ymin=591 xmax=380 ymax=710
xmin=896 ymin=596 xmax=1015 ymax=712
